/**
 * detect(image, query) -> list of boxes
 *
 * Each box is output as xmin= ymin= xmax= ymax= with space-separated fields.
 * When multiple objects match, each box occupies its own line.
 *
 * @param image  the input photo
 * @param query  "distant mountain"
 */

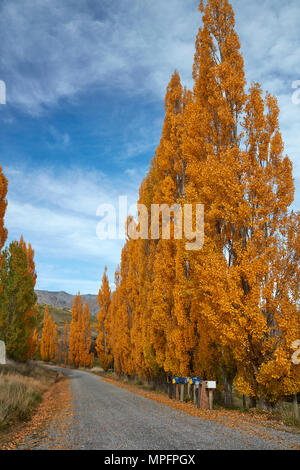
xmin=35 ymin=290 xmax=99 ymax=315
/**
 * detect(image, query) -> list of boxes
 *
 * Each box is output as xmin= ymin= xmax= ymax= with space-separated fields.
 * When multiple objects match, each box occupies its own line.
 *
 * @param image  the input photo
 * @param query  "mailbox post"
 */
xmin=189 ymin=377 xmax=201 ymax=407
xmin=172 ymin=377 xmax=187 ymax=401
xmin=193 ymin=384 xmax=197 ymax=405
xmin=180 ymin=384 xmax=184 ymax=402
xmin=206 ymin=381 xmax=216 ymax=410
xmin=0 ymin=341 xmax=6 ymax=365
xmin=198 ymin=382 xmax=202 ymax=409
xmin=171 ymin=377 xmax=216 ymax=410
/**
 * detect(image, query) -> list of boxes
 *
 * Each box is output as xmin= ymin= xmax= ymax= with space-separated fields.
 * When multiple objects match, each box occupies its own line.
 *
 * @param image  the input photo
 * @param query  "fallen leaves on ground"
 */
xmin=0 ymin=376 xmax=73 ymax=450
xmin=102 ymin=377 xmax=300 ymax=450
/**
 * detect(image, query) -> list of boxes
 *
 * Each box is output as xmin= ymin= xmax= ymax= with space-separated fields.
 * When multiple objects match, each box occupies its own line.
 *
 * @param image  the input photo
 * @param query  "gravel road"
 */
xmin=21 ymin=367 xmax=300 ymax=450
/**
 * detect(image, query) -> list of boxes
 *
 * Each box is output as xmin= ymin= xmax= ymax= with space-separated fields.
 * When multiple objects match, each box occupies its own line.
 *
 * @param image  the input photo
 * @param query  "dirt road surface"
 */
xmin=18 ymin=367 xmax=300 ymax=450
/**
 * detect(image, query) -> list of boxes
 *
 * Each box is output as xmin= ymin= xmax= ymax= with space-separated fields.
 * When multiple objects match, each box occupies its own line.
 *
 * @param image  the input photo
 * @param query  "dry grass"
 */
xmin=0 ymin=362 xmax=61 ymax=430
xmin=274 ymin=401 xmax=300 ymax=428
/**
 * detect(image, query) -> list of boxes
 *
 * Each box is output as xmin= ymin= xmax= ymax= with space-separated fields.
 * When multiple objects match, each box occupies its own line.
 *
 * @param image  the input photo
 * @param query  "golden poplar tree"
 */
xmin=96 ymin=267 xmax=112 ymax=371
xmin=149 ymin=72 xmax=190 ymax=377
xmin=94 ymin=0 xmax=299 ymax=406
xmin=181 ymin=0 xmax=247 ymax=404
xmin=106 ymin=267 xmax=120 ymax=372
xmin=62 ymin=320 xmax=70 ymax=366
xmin=69 ymin=294 xmax=83 ymax=367
xmin=183 ymin=0 xmax=297 ymax=404
xmin=41 ymin=305 xmax=57 ymax=362
xmin=28 ymin=327 xmax=40 ymax=360
xmin=49 ymin=322 xmax=59 ymax=363
xmin=20 ymin=235 xmax=37 ymax=286
xmin=79 ymin=302 xmax=94 ymax=368
xmin=40 ymin=305 xmax=50 ymax=361
xmin=132 ymin=173 xmax=160 ymax=379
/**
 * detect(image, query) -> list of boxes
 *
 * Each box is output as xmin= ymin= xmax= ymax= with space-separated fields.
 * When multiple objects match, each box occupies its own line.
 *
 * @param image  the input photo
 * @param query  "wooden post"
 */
xmin=187 ymin=382 xmax=191 ymax=399
xmin=197 ymin=383 xmax=201 ymax=409
xmin=180 ymin=384 xmax=184 ymax=402
xmin=200 ymin=382 xmax=210 ymax=410
xmin=209 ymin=390 xmax=214 ymax=410
xmin=176 ymin=384 xmax=179 ymax=401
xmin=293 ymin=394 xmax=299 ymax=421
xmin=193 ymin=385 xmax=197 ymax=405
xmin=0 ymin=341 xmax=6 ymax=365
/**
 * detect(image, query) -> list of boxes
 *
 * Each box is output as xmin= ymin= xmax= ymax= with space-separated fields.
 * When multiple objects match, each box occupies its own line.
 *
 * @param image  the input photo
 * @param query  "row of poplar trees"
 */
xmin=0 ymin=167 xmax=40 ymax=361
xmin=40 ymin=297 xmax=94 ymax=368
xmin=96 ymin=0 xmax=300 ymax=406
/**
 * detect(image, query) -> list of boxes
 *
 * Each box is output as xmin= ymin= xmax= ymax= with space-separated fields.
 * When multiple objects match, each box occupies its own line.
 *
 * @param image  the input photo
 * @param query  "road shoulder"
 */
xmin=100 ymin=376 xmax=300 ymax=450
xmin=0 ymin=375 xmax=72 ymax=450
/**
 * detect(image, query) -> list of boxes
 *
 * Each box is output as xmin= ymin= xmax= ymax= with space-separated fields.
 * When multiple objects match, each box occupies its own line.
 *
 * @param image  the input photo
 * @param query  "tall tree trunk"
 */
xmin=242 ymin=395 xmax=247 ymax=409
xmin=222 ymin=368 xmax=233 ymax=408
xmin=249 ymin=397 xmax=257 ymax=408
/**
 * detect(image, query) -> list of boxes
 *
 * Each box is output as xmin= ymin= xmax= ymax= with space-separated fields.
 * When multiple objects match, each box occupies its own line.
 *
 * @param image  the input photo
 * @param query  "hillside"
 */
xmin=35 ymin=290 xmax=98 ymax=315
xmin=38 ymin=304 xmax=97 ymax=337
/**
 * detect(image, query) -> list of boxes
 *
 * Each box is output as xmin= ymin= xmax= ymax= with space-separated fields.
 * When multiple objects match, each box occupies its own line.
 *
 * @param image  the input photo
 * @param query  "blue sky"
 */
xmin=0 ymin=0 xmax=299 ymax=294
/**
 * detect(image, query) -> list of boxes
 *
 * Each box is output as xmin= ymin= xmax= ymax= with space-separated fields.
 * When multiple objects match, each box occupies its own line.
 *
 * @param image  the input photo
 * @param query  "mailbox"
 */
xmin=189 ymin=377 xmax=201 ymax=385
xmin=206 ymin=381 xmax=216 ymax=389
xmin=172 ymin=377 xmax=187 ymax=384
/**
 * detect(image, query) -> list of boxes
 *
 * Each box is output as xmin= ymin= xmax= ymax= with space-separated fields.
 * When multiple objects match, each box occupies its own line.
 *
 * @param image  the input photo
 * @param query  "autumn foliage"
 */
xmin=96 ymin=267 xmax=113 ymax=371
xmin=0 ymin=241 xmax=40 ymax=361
xmin=68 ymin=294 xmax=94 ymax=368
xmin=0 ymin=164 xmax=41 ymax=362
xmin=95 ymin=0 xmax=299 ymax=405
xmin=40 ymin=305 xmax=59 ymax=362
xmin=0 ymin=0 xmax=298 ymax=407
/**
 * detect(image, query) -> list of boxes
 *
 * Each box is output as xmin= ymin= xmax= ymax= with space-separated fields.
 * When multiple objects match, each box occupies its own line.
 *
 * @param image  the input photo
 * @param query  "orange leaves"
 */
xmin=0 ymin=165 xmax=39 ymax=361
xmin=62 ymin=321 xmax=69 ymax=366
xmin=20 ymin=235 xmax=37 ymax=287
xmin=69 ymin=294 xmax=93 ymax=368
xmin=95 ymin=267 xmax=111 ymax=369
xmin=41 ymin=297 xmax=94 ymax=369
xmin=40 ymin=305 xmax=59 ymax=363
xmin=69 ymin=294 xmax=82 ymax=367
xmin=27 ymin=327 xmax=40 ymax=360
xmin=87 ymin=0 xmax=299 ymax=405
xmin=79 ymin=302 xmax=94 ymax=368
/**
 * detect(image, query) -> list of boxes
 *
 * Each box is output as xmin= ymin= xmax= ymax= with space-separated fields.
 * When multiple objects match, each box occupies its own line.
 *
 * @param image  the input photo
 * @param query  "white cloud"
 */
xmin=3 ymin=164 xmax=139 ymax=292
xmin=48 ymin=126 xmax=70 ymax=148
xmin=1 ymin=1 xmax=299 ymax=197
xmin=0 ymin=0 xmax=199 ymax=114
xmin=1 ymin=0 xmax=300 ymax=295
xmin=230 ymin=0 xmax=300 ymax=209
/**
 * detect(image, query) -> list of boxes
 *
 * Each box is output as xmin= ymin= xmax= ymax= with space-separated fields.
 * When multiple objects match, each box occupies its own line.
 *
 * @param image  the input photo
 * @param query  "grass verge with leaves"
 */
xmin=0 ymin=362 xmax=61 ymax=431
